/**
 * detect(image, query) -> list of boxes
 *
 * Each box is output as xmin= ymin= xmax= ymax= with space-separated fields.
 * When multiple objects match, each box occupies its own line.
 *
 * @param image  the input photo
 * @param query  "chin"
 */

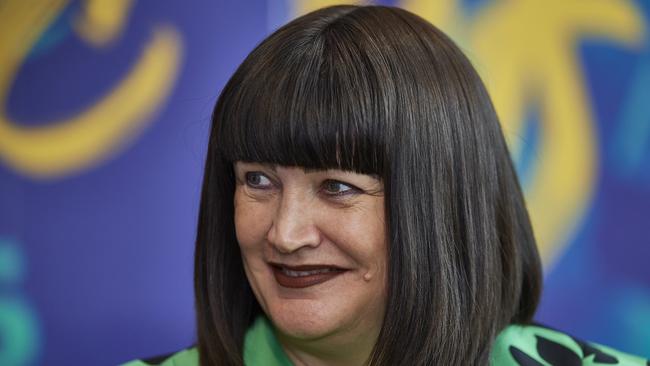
xmin=267 ymin=301 xmax=343 ymax=340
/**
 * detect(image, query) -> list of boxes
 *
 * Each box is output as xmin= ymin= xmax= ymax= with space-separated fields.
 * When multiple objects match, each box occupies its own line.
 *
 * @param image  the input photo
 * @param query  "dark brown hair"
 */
xmin=194 ymin=5 xmax=542 ymax=365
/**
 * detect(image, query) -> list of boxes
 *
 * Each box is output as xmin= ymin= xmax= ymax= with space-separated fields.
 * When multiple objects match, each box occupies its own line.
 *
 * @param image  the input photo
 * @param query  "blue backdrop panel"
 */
xmin=0 ymin=1 xmax=648 ymax=365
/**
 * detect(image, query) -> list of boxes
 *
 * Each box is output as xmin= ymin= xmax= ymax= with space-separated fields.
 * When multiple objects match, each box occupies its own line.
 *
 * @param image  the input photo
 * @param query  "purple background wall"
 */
xmin=0 ymin=1 xmax=648 ymax=365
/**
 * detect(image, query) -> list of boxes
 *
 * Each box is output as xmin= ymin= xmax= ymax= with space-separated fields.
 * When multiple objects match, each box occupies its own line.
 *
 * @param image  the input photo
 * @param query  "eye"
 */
xmin=245 ymin=172 xmax=273 ymax=189
xmin=321 ymin=180 xmax=358 ymax=197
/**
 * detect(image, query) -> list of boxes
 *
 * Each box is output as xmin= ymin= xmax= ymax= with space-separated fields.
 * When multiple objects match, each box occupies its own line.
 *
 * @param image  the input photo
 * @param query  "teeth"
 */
xmin=281 ymin=267 xmax=336 ymax=277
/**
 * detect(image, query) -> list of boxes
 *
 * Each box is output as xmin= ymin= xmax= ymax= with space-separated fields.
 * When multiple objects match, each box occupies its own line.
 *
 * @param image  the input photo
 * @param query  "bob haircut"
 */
xmin=195 ymin=5 xmax=542 ymax=366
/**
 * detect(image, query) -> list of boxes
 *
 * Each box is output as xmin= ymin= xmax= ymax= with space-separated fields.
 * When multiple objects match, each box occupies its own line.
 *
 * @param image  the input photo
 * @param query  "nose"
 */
xmin=266 ymin=191 xmax=322 ymax=254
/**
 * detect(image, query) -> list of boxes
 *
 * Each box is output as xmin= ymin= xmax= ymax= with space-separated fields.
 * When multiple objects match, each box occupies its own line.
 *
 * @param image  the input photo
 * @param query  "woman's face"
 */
xmin=233 ymin=162 xmax=387 ymax=344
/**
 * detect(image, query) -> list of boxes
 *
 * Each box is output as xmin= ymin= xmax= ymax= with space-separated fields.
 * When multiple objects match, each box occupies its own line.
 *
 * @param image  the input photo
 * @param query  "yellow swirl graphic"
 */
xmin=0 ymin=0 xmax=182 ymax=179
xmin=469 ymin=0 xmax=644 ymax=265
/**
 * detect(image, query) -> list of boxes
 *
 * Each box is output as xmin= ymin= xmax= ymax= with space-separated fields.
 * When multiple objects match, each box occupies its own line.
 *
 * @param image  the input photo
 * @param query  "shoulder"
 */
xmin=491 ymin=323 xmax=649 ymax=365
xmin=120 ymin=347 xmax=198 ymax=366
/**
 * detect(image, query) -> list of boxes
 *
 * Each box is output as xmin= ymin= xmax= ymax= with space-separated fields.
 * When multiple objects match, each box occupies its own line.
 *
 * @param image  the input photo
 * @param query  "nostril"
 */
xmin=266 ymin=215 xmax=322 ymax=253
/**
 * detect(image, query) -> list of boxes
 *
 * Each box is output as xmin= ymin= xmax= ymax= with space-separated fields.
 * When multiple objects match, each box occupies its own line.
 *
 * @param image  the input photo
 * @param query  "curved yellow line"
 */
xmin=0 ymin=1 xmax=183 ymax=178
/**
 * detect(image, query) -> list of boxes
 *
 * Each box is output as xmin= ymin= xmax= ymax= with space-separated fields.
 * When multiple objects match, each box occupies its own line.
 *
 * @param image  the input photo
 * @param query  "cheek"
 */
xmin=234 ymin=189 xmax=274 ymax=304
xmin=233 ymin=189 xmax=271 ymax=250
xmin=323 ymin=201 xmax=387 ymax=273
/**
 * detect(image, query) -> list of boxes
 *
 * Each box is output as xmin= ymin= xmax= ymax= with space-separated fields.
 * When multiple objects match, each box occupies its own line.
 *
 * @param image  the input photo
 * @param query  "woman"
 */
xmin=125 ymin=5 xmax=649 ymax=366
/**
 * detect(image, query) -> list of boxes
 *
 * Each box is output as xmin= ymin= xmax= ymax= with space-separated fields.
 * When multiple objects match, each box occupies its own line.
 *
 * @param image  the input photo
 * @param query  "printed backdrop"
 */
xmin=0 ymin=0 xmax=649 ymax=365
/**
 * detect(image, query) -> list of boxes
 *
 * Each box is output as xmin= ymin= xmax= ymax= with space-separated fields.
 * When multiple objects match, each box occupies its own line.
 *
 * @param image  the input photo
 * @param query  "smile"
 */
xmin=270 ymin=264 xmax=347 ymax=288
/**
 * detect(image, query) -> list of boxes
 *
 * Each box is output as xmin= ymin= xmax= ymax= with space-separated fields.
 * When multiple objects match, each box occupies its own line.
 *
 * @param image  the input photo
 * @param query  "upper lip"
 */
xmin=268 ymin=262 xmax=348 ymax=271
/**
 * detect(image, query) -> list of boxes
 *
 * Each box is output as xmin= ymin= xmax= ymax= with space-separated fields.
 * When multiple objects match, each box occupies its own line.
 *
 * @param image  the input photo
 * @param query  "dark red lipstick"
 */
xmin=271 ymin=264 xmax=346 ymax=288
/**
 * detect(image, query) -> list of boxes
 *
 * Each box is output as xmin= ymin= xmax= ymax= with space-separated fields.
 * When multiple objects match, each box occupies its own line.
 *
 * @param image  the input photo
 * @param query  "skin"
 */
xmin=233 ymin=162 xmax=388 ymax=366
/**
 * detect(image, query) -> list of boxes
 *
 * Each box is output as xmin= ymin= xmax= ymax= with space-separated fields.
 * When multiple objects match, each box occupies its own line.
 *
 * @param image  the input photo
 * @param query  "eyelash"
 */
xmin=243 ymin=172 xmax=361 ymax=197
xmin=321 ymin=180 xmax=358 ymax=196
xmin=244 ymin=172 xmax=273 ymax=189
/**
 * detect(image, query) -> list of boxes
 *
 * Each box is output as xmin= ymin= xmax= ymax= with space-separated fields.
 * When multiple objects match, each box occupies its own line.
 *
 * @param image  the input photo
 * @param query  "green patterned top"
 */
xmin=121 ymin=317 xmax=649 ymax=365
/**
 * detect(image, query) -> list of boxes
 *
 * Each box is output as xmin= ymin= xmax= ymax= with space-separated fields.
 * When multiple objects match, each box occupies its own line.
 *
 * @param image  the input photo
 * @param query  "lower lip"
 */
xmin=271 ymin=266 xmax=346 ymax=288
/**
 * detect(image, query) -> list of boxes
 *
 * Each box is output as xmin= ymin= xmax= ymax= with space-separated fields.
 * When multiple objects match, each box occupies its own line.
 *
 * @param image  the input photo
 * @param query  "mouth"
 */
xmin=269 ymin=263 xmax=348 ymax=289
